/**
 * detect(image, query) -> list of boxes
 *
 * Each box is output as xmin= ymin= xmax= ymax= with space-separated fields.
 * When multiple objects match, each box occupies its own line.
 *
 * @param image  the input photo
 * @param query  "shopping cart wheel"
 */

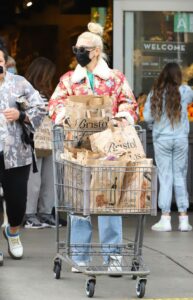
xmin=0 ymin=252 xmax=3 ymax=266
xmin=53 ymin=258 xmax=62 ymax=279
xmin=131 ymin=261 xmax=139 ymax=280
xmin=85 ymin=278 xmax=96 ymax=298
xmin=136 ymin=279 xmax=146 ymax=298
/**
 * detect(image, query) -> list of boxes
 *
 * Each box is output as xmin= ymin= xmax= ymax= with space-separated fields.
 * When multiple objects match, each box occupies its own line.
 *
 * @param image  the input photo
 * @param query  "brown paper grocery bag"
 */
xmin=60 ymin=147 xmax=127 ymax=213
xmin=60 ymin=146 xmax=102 ymax=163
xmin=89 ymin=125 xmax=145 ymax=160
xmin=88 ymin=159 xmax=127 ymax=212
xmin=63 ymin=159 xmax=83 ymax=211
xmin=118 ymin=158 xmax=153 ymax=212
xmin=68 ymin=95 xmax=112 ymax=108
xmin=63 ymin=95 xmax=112 ymax=149
xmin=63 ymin=95 xmax=112 ymax=130
xmin=61 ymin=148 xmax=104 ymax=212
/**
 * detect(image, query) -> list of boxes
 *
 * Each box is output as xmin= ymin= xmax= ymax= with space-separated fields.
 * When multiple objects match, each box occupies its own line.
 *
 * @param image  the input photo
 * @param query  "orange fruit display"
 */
xmin=139 ymin=105 xmax=144 ymax=121
xmin=187 ymin=103 xmax=193 ymax=121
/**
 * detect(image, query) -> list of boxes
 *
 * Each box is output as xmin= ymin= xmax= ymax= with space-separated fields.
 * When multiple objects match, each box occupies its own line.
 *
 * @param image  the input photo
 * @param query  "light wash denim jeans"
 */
xmin=70 ymin=215 xmax=122 ymax=264
xmin=154 ymin=138 xmax=189 ymax=213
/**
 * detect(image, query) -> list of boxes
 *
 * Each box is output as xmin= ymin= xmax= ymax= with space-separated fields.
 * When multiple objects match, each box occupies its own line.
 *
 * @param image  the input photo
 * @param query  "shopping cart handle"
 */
xmin=134 ymin=124 xmax=143 ymax=131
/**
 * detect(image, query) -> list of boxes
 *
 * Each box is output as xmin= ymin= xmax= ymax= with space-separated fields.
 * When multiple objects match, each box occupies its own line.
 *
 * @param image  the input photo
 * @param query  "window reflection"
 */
xmin=128 ymin=11 xmax=193 ymax=96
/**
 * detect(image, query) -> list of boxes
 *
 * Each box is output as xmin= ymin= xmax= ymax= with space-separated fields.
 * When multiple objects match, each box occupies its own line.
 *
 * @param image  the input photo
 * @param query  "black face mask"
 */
xmin=75 ymin=51 xmax=91 ymax=67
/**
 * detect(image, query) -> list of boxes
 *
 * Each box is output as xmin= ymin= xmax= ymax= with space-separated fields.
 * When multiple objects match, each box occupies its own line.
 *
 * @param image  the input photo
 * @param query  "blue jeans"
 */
xmin=70 ymin=215 xmax=122 ymax=264
xmin=154 ymin=138 xmax=189 ymax=213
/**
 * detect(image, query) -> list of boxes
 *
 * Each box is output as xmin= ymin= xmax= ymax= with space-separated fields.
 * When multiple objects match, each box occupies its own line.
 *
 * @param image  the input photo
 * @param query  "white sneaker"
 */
xmin=3 ymin=225 xmax=23 ymax=259
xmin=108 ymin=255 xmax=122 ymax=273
xmin=71 ymin=261 xmax=87 ymax=273
xmin=1 ymin=201 xmax=8 ymax=228
xmin=179 ymin=216 xmax=192 ymax=232
xmin=151 ymin=215 xmax=172 ymax=232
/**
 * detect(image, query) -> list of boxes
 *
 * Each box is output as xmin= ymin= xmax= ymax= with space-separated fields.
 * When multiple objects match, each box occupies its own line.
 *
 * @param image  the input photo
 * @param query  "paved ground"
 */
xmin=0 ymin=212 xmax=193 ymax=300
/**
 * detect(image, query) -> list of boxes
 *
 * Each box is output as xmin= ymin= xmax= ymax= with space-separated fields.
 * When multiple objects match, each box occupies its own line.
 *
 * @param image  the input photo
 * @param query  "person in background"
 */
xmin=0 ymin=43 xmax=45 ymax=259
xmin=143 ymin=62 xmax=193 ymax=232
xmin=137 ymin=92 xmax=147 ymax=107
xmin=136 ymin=92 xmax=147 ymax=122
xmin=49 ymin=22 xmax=138 ymax=272
xmin=6 ymin=56 xmax=18 ymax=74
xmin=0 ymin=58 xmax=17 ymax=230
xmin=24 ymin=57 xmax=58 ymax=228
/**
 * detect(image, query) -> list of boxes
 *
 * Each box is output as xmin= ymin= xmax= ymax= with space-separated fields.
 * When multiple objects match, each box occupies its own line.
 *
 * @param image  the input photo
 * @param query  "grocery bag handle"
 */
xmin=86 ymin=96 xmax=104 ymax=107
xmin=86 ymin=109 xmax=106 ymax=119
xmin=107 ymin=118 xmax=126 ymax=131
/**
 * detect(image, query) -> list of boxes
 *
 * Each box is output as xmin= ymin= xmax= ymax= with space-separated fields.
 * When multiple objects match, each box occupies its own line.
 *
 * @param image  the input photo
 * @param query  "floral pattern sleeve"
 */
xmin=112 ymin=69 xmax=138 ymax=122
xmin=49 ymin=71 xmax=73 ymax=121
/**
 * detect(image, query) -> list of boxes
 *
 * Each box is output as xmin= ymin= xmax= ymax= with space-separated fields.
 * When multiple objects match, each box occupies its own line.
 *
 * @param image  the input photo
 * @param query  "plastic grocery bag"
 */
xmin=118 ymin=158 xmax=153 ymax=212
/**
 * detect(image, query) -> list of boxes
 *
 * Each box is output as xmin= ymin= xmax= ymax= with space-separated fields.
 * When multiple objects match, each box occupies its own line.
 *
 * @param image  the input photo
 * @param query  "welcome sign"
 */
xmin=143 ymin=42 xmax=186 ymax=53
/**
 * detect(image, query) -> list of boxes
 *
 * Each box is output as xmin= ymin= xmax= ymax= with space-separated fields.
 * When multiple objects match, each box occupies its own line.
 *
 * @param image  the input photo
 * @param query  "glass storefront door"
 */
xmin=113 ymin=0 xmax=193 ymax=96
xmin=125 ymin=11 xmax=193 ymax=97
xmin=113 ymin=1 xmax=193 ymax=202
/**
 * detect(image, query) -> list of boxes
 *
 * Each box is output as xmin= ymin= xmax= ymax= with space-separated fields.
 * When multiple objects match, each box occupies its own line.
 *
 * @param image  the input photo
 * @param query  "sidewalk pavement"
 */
xmin=0 ymin=212 xmax=193 ymax=300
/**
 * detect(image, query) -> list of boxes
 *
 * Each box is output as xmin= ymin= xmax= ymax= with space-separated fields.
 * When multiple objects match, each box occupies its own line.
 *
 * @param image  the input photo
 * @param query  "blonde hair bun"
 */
xmin=87 ymin=22 xmax=103 ymax=37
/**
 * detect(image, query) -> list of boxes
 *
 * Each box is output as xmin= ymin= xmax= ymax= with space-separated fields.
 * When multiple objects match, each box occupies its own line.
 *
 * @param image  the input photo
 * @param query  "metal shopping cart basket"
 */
xmin=52 ymin=124 xmax=157 ymax=298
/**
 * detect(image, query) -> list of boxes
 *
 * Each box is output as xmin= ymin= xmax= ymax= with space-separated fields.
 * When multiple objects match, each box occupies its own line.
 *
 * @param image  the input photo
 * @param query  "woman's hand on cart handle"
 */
xmin=114 ymin=111 xmax=134 ymax=126
xmin=55 ymin=108 xmax=66 ymax=125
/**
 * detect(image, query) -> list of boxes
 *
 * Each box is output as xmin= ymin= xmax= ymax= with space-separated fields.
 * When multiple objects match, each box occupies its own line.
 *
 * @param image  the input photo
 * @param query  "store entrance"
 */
xmin=113 ymin=0 xmax=193 ymax=203
xmin=126 ymin=11 xmax=193 ymax=97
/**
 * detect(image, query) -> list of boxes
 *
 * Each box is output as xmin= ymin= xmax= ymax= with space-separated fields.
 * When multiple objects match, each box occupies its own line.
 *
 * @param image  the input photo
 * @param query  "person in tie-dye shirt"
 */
xmin=0 ymin=44 xmax=45 ymax=260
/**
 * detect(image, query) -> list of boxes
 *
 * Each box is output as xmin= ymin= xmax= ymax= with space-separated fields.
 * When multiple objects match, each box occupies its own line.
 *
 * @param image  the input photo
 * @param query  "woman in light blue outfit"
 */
xmin=144 ymin=62 xmax=193 ymax=232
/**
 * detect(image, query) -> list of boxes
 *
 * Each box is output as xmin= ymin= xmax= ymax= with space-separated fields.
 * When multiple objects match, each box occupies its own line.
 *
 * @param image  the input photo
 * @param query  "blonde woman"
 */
xmin=49 ymin=22 xmax=138 ymax=272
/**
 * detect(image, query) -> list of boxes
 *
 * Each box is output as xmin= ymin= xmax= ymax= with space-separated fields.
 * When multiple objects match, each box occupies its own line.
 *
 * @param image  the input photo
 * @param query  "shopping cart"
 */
xmin=52 ymin=124 xmax=157 ymax=298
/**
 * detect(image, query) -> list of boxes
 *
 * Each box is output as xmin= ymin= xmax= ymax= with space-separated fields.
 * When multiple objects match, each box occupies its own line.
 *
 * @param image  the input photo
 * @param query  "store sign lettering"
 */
xmin=177 ymin=18 xmax=187 ymax=30
xmin=174 ymin=13 xmax=193 ymax=33
xmin=143 ymin=42 xmax=186 ymax=53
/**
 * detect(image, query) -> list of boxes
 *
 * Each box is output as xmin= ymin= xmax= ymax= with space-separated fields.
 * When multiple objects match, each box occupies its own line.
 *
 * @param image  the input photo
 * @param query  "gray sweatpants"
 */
xmin=26 ymin=155 xmax=54 ymax=214
xmin=154 ymin=137 xmax=189 ymax=213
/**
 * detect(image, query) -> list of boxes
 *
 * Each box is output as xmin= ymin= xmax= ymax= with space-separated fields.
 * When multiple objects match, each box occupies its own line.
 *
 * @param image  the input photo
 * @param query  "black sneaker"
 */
xmin=24 ymin=215 xmax=45 ymax=229
xmin=38 ymin=214 xmax=58 ymax=228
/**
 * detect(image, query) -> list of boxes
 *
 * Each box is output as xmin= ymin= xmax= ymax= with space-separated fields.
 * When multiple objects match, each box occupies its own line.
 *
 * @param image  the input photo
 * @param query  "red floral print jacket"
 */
xmin=49 ymin=58 xmax=138 ymax=121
